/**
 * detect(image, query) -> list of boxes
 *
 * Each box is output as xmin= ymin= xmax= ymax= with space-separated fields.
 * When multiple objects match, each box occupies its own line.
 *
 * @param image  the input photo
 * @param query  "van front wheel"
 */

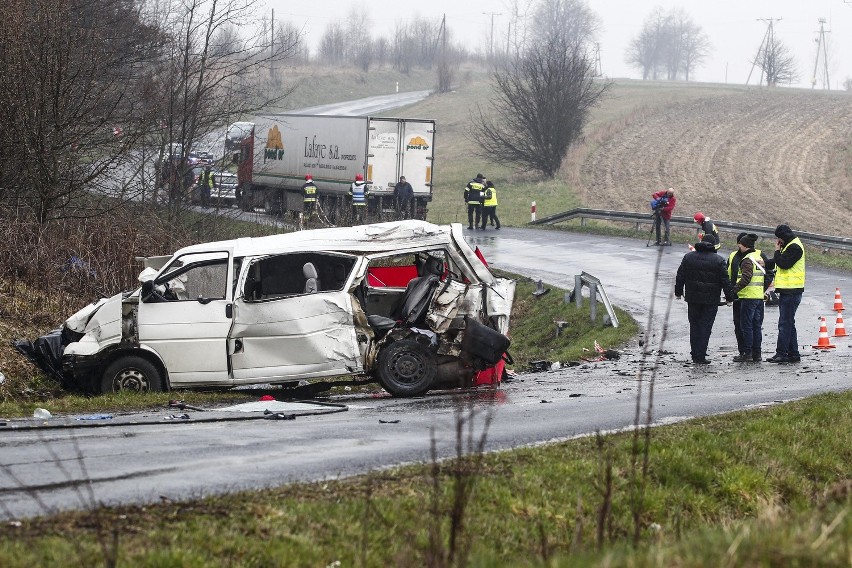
xmin=100 ymin=356 xmax=163 ymax=394
xmin=376 ymin=340 xmax=436 ymax=397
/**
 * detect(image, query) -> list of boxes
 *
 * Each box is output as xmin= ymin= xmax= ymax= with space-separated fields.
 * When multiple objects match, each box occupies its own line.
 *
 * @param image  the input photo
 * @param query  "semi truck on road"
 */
xmin=226 ymin=115 xmax=436 ymax=220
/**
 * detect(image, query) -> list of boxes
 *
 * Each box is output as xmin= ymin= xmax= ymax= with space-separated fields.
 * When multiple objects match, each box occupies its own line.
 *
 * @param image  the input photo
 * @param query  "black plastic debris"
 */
xmin=379 ymin=419 xmax=400 ymax=424
xmin=263 ymin=410 xmax=296 ymax=420
xmin=529 ymin=360 xmax=552 ymax=373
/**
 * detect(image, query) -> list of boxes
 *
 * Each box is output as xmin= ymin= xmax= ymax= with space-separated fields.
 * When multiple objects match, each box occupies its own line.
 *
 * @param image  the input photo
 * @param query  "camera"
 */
xmin=653 ymin=197 xmax=668 ymax=210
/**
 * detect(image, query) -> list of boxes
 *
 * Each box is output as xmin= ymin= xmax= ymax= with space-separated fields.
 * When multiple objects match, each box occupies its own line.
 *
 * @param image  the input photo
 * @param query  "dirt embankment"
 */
xmin=578 ymin=89 xmax=852 ymax=235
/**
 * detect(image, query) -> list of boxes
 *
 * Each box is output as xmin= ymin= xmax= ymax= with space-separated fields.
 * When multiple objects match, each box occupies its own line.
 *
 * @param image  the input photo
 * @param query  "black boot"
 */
xmin=732 ymin=352 xmax=753 ymax=363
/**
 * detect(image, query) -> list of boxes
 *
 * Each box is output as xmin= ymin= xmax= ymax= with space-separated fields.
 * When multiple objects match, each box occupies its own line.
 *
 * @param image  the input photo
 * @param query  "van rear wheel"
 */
xmin=100 ymin=356 xmax=163 ymax=394
xmin=377 ymin=340 xmax=436 ymax=397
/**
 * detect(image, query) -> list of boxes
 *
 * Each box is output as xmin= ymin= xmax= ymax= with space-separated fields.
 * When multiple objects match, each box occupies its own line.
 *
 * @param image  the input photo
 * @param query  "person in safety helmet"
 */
xmin=693 ymin=211 xmax=720 ymax=251
xmin=349 ymin=173 xmax=368 ymax=224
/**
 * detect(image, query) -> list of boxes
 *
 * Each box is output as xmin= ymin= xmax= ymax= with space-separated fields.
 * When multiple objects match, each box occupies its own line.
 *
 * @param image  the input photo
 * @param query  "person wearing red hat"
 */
xmin=693 ymin=211 xmax=720 ymax=250
xmin=301 ymin=174 xmax=318 ymax=226
xmin=349 ymin=173 xmax=368 ymax=224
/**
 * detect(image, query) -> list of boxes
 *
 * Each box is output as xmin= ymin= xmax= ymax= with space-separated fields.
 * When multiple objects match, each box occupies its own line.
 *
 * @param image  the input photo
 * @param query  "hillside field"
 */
xmin=400 ymin=78 xmax=852 ymax=236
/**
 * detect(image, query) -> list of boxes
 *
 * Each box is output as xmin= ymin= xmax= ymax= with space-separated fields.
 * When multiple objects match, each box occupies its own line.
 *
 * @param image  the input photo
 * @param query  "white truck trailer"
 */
xmin=226 ymin=115 xmax=436 ymax=220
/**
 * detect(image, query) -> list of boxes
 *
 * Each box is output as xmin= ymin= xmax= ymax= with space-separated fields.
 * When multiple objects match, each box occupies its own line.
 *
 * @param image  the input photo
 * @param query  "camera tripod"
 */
xmin=646 ymin=211 xmax=661 ymax=247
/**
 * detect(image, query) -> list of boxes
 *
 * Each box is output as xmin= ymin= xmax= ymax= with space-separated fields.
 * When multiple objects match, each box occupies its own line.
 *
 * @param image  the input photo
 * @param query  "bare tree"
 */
xmin=625 ymin=7 xmax=712 ymax=82
xmin=0 ymin=0 xmax=162 ymax=223
xmin=532 ymin=0 xmax=600 ymax=50
xmin=752 ymin=32 xmax=798 ymax=87
xmin=476 ymin=36 xmax=610 ymax=178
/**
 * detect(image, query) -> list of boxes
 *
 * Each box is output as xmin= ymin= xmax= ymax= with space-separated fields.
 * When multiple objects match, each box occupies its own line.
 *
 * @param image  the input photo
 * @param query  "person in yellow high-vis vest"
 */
xmin=480 ymin=180 xmax=501 ymax=230
xmin=731 ymin=234 xmax=765 ymax=362
xmin=767 ymin=224 xmax=805 ymax=363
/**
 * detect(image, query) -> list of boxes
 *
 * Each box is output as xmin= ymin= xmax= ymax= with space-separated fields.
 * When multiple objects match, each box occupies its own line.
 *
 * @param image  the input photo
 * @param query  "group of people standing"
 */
xmin=463 ymin=173 xmax=500 ymax=230
xmin=675 ymin=222 xmax=806 ymax=365
xmin=299 ymin=173 xmax=417 ymax=226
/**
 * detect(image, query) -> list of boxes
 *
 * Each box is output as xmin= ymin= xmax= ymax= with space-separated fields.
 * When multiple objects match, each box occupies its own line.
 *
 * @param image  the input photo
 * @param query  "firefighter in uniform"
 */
xmin=480 ymin=180 xmax=500 ymax=230
xmin=730 ymin=234 xmax=765 ymax=362
xmin=464 ymin=173 xmax=486 ymax=230
xmin=301 ymin=174 xmax=318 ymax=227
xmin=349 ymin=173 xmax=368 ymax=224
xmin=693 ymin=212 xmax=720 ymax=250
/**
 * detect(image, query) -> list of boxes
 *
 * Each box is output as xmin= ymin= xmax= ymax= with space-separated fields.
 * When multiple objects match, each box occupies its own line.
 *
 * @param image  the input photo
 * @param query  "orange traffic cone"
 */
xmin=833 ymin=313 xmax=848 ymax=338
xmin=813 ymin=317 xmax=837 ymax=349
xmin=833 ymin=288 xmax=845 ymax=312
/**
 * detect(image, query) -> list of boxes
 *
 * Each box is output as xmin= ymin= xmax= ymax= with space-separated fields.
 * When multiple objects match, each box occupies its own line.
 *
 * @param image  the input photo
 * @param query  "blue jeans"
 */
xmin=739 ymin=299 xmax=764 ymax=354
xmin=776 ymin=292 xmax=802 ymax=358
xmin=687 ymin=302 xmax=719 ymax=361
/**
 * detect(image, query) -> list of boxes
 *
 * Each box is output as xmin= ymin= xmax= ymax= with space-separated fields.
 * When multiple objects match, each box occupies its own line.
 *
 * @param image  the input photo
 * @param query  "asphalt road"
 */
xmin=2 ymin=227 xmax=850 ymax=520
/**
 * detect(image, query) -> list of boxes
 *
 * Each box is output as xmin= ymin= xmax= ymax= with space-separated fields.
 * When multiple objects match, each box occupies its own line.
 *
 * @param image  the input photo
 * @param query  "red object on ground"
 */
xmin=367 ymin=265 xmax=418 ymax=287
xmin=259 ymin=395 xmax=275 ymax=401
xmin=474 ymin=358 xmax=505 ymax=386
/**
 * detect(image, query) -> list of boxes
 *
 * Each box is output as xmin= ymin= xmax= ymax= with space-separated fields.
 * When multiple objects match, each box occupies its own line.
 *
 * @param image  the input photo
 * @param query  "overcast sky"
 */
xmin=264 ymin=0 xmax=852 ymax=89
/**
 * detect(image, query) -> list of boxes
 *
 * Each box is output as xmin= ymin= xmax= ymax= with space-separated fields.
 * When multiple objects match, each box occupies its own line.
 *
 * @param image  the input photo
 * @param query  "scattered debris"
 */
xmin=263 ymin=411 xmax=296 ymax=420
xmin=529 ymin=360 xmax=552 ymax=373
xmin=164 ymin=413 xmax=190 ymax=420
xmin=33 ymin=408 xmax=52 ymax=420
xmin=533 ymin=280 xmax=550 ymax=297
xmin=168 ymin=400 xmax=205 ymax=412
xmin=75 ymin=414 xmax=114 ymax=421
xmin=569 ymin=393 xmax=582 ymax=398
xmin=0 ymin=371 xmax=5 ymax=384
xmin=540 ymin=399 xmax=552 ymax=403
xmin=379 ymin=419 xmax=400 ymax=424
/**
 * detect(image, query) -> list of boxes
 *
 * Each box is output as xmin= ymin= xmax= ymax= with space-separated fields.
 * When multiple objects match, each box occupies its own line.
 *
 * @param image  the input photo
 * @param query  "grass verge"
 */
xmin=1 ymin=391 xmax=849 ymax=566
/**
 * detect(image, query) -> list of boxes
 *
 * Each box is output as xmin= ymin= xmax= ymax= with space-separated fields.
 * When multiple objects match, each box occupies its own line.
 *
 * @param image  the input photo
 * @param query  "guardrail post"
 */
xmin=589 ymin=281 xmax=598 ymax=322
xmin=531 ymin=201 xmax=536 ymax=222
xmin=574 ymin=275 xmax=583 ymax=308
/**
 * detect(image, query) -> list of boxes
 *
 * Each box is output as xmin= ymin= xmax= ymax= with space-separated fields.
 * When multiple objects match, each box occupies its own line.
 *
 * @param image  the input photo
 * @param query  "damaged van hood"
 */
xmin=65 ymin=293 xmax=123 ymax=333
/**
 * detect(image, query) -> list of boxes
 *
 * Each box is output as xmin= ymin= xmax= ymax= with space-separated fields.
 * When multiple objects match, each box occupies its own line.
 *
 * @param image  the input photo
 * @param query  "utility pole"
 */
xmin=593 ymin=42 xmax=602 ymax=77
xmin=482 ymin=11 xmax=502 ymax=61
xmin=746 ymin=17 xmax=781 ymax=86
xmin=811 ymin=18 xmax=830 ymax=89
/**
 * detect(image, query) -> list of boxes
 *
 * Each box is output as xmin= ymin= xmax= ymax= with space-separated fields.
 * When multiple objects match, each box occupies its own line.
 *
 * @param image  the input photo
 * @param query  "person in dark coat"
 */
xmin=675 ymin=234 xmax=735 ymax=364
xmin=393 ymin=176 xmax=414 ymax=219
xmin=651 ymin=188 xmax=676 ymax=245
xmin=463 ymin=174 xmax=486 ymax=230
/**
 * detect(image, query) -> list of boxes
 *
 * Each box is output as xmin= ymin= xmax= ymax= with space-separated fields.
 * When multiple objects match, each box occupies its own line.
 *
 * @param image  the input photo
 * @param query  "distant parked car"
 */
xmin=197 ymin=150 xmax=215 ymax=166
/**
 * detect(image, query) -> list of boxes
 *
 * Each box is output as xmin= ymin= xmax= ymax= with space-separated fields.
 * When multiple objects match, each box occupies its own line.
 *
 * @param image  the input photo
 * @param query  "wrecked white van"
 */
xmin=16 ymin=220 xmax=515 ymax=397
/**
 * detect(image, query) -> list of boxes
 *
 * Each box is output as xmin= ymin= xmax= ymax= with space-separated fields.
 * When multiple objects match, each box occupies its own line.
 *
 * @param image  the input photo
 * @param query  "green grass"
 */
xmin=2 ymin=391 xmax=849 ymax=566
xmin=506 ymin=272 xmax=638 ymax=367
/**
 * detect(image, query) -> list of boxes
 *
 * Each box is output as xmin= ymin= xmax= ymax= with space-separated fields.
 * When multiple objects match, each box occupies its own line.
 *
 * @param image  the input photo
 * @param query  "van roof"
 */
xmin=169 ymin=220 xmax=495 ymax=285
xmin=176 ymin=220 xmax=451 ymax=257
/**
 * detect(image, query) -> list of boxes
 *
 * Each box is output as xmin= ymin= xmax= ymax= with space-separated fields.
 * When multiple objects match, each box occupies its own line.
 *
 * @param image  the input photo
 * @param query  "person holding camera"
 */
xmin=650 ymin=188 xmax=676 ymax=245
xmin=767 ymin=224 xmax=805 ymax=363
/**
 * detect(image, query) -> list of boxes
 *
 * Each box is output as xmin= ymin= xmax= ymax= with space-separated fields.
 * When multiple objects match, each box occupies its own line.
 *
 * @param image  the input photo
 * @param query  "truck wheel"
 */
xmin=376 ymin=340 xmax=436 ymax=397
xmin=100 ymin=356 xmax=163 ymax=394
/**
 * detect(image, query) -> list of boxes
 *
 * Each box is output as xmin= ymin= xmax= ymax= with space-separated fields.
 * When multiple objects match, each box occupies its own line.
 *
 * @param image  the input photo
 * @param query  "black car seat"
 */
xmin=367 ymin=256 xmax=444 ymax=335
xmin=303 ymin=262 xmax=320 ymax=293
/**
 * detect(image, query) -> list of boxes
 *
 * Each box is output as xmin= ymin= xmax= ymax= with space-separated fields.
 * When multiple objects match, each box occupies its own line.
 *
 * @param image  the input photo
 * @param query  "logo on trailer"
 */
xmin=264 ymin=125 xmax=284 ymax=161
xmin=406 ymin=136 xmax=430 ymax=151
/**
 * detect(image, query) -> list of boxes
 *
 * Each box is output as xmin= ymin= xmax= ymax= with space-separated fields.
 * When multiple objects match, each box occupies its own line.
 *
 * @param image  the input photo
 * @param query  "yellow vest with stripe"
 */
xmin=738 ymin=251 xmax=765 ymax=299
xmin=483 ymin=187 xmax=498 ymax=207
xmin=466 ymin=181 xmax=485 ymax=204
xmin=774 ymin=237 xmax=805 ymax=290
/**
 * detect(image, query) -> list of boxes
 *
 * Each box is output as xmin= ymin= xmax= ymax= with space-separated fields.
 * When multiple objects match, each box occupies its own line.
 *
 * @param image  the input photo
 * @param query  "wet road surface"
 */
xmin=1 ymin=227 xmax=850 ymax=520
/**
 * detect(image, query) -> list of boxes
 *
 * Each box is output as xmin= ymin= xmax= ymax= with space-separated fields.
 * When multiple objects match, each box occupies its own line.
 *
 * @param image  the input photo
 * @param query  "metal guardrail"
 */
xmin=530 ymin=207 xmax=852 ymax=252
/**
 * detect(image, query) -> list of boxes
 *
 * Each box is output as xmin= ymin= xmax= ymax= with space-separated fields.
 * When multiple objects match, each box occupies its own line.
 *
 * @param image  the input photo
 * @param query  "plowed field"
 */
xmin=578 ymin=88 xmax=852 ymax=235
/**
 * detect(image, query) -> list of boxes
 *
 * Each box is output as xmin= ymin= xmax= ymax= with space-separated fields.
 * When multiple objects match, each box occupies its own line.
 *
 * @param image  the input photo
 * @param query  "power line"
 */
xmin=482 ymin=11 xmax=502 ymax=60
xmin=746 ymin=17 xmax=782 ymax=86
xmin=811 ymin=18 xmax=830 ymax=89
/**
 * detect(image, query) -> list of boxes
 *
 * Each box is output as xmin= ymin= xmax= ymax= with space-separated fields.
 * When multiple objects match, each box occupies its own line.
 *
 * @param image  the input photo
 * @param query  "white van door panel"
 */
xmin=137 ymin=250 xmax=233 ymax=386
xmin=230 ymin=291 xmax=361 ymax=382
xmin=138 ymin=301 xmax=232 ymax=385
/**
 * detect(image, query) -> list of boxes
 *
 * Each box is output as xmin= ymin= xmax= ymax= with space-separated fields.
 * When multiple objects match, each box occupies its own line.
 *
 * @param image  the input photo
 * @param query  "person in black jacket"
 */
xmin=675 ymin=234 xmax=735 ymax=364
